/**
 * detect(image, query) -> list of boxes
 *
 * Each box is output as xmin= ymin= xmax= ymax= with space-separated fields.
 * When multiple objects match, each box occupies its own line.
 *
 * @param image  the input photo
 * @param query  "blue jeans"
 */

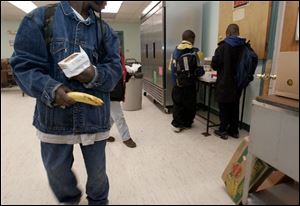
xmin=41 ymin=140 xmax=109 ymax=205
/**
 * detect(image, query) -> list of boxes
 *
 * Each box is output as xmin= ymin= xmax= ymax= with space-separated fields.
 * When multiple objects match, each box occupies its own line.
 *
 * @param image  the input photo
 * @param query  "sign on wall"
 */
xmin=7 ymin=30 xmax=16 ymax=47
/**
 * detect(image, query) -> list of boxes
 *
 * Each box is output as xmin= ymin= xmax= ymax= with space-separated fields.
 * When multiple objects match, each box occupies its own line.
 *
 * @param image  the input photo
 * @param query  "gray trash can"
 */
xmin=123 ymin=73 xmax=143 ymax=111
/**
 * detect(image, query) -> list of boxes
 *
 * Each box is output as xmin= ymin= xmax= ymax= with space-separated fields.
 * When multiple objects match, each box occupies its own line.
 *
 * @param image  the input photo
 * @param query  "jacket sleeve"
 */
xmin=193 ymin=48 xmax=205 ymax=77
xmin=9 ymin=12 xmax=62 ymax=107
xmin=84 ymin=22 xmax=122 ymax=92
xmin=171 ymin=49 xmax=180 ymax=86
xmin=211 ymin=45 xmax=223 ymax=72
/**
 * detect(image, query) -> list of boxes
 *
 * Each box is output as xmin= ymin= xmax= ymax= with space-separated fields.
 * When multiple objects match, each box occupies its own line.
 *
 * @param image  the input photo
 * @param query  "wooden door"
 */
xmin=273 ymin=1 xmax=299 ymax=100
xmin=218 ymin=1 xmax=272 ymax=60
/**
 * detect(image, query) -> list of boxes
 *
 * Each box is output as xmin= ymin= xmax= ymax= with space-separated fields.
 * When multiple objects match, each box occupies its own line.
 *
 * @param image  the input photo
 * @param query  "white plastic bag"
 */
xmin=125 ymin=63 xmax=141 ymax=74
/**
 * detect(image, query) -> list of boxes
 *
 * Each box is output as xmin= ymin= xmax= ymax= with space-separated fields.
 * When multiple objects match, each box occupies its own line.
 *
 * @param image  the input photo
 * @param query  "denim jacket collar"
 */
xmin=60 ymin=1 xmax=96 ymax=25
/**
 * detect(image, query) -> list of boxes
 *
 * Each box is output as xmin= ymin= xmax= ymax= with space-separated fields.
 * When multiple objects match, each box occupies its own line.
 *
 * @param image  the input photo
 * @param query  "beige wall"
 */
xmin=109 ymin=22 xmax=141 ymax=62
xmin=1 ymin=20 xmax=20 ymax=59
xmin=1 ymin=19 xmax=141 ymax=62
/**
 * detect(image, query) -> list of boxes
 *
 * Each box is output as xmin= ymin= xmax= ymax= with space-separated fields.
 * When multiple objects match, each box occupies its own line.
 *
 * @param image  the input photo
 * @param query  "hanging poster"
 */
xmin=233 ymin=8 xmax=245 ymax=21
xmin=158 ymin=66 xmax=163 ymax=76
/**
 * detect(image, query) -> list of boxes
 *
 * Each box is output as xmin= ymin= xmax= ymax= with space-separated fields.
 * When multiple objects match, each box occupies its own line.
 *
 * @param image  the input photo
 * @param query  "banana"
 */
xmin=67 ymin=92 xmax=104 ymax=106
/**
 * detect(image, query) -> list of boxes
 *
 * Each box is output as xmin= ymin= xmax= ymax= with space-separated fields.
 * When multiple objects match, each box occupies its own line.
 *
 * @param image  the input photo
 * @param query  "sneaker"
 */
xmin=172 ymin=125 xmax=184 ymax=133
xmin=123 ymin=138 xmax=136 ymax=148
xmin=214 ymin=130 xmax=228 ymax=140
xmin=107 ymin=136 xmax=115 ymax=142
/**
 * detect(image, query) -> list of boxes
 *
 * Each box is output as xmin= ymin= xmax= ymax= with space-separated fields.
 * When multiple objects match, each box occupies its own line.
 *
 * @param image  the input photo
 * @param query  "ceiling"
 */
xmin=1 ymin=1 xmax=151 ymax=23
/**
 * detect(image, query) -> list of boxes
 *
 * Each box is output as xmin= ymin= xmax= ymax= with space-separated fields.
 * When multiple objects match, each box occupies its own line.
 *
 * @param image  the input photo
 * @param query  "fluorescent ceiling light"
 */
xmin=102 ymin=1 xmax=123 ymax=13
xmin=8 ymin=1 xmax=37 ymax=14
xmin=142 ymin=1 xmax=160 ymax=15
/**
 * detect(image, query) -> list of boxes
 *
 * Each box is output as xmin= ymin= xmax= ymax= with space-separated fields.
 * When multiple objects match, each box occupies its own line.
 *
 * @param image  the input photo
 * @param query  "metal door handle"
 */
xmin=256 ymin=74 xmax=277 ymax=80
xmin=256 ymin=73 xmax=266 ymax=79
xmin=270 ymin=74 xmax=277 ymax=80
xmin=153 ymin=42 xmax=156 ymax=59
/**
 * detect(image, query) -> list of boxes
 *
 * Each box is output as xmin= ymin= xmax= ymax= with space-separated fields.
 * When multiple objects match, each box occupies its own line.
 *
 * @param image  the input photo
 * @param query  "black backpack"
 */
xmin=175 ymin=52 xmax=200 ymax=87
xmin=235 ymin=41 xmax=258 ymax=90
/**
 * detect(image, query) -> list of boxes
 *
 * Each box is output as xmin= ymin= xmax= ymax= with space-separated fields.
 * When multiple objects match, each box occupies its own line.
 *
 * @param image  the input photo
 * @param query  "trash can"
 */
xmin=123 ymin=73 xmax=143 ymax=111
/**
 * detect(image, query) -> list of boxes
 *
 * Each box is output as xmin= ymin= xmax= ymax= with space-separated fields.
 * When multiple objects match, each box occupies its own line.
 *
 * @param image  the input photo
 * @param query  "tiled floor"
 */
xmin=1 ymin=89 xmax=248 ymax=205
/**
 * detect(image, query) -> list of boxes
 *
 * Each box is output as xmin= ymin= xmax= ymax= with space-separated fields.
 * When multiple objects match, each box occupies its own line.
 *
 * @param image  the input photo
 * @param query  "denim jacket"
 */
xmin=10 ymin=1 xmax=122 ymax=135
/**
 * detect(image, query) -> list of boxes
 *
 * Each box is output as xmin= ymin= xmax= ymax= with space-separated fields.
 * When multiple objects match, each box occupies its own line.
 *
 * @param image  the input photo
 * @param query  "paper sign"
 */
xmin=153 ymin=70 xmax=157 ymax=84
xmin=233 ymin=8 xmax=245 ymax=22
xmin=159 ymin=66 xmax=163 ymax=76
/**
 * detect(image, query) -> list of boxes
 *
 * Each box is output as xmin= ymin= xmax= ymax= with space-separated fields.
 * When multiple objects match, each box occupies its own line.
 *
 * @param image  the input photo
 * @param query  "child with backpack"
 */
xmin=211 ymin=24 xmax=258 ymax=140
xmin=170 ymin=30 xmax=205 ymax=133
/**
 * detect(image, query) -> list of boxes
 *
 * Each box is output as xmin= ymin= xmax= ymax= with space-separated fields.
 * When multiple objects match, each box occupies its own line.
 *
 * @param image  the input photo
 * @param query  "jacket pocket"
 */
xmin=49 ymin=41 xmax=69 ymax=80
xmin=52 ymin=107 xmax=73 ymax=128
xmin=50 ymin=41 xmax=67 ymax=57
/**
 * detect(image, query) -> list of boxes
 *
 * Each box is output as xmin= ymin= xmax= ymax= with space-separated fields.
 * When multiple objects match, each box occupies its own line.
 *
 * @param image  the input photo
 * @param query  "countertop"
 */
xmin=256 ymin=95 xmax=299 ymax=112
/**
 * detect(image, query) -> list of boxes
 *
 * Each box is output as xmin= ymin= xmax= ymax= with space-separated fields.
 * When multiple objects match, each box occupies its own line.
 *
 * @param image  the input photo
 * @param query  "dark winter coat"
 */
xmin=211 ymin=36 xmax=245 ymax=103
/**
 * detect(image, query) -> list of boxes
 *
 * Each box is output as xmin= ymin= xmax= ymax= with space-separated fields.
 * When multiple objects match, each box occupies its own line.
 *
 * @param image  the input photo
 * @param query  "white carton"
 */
xmin=58 ymin=47 xmax=91 ymax=78
xmin=199 ymin=71 xmax=217 ymax=82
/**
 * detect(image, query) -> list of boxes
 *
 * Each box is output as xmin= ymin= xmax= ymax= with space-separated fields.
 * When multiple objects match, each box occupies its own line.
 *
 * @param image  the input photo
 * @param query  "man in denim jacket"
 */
xmin=10 ymin=1 xmax=122 ymax=205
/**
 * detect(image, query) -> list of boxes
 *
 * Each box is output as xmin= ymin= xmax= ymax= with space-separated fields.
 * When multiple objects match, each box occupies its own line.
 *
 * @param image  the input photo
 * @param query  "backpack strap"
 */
xmin=43 ymin=4 xmax=58 ymax=53
xmin=95 ymin=11 xmax=107 ymax=59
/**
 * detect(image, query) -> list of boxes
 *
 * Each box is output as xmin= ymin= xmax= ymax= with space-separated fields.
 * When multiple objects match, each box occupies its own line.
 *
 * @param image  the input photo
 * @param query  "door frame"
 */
xmin=268 ymin=1 xmax=286 ymax=96
xmin=116 ymin=31 xmax=124 ymax=55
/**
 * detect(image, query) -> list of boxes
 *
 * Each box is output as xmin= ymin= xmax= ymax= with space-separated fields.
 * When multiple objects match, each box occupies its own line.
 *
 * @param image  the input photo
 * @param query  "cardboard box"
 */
xmin=256 ymin=171 xmax=287 ymax=192
xmin=222 ymin=137 xmax=271 ymax=204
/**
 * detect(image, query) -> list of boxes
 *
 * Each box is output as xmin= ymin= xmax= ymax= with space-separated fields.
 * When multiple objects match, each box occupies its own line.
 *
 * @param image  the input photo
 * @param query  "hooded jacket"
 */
xmin=211 ymin=36 xmax=245 ymax=103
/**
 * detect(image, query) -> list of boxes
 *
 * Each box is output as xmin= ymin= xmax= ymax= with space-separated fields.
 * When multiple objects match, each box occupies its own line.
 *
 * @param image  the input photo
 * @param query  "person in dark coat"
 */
xmin=106 ymin=51 xmax=137 ymax=148
xmin=211 ymin=24 xmax=245 ymax=140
